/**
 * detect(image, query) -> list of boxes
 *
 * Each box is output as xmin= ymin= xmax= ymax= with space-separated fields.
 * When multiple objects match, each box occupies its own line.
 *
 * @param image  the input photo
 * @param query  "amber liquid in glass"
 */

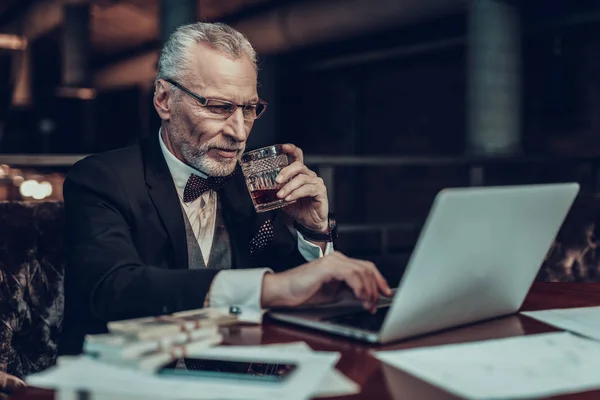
xmin=251 ymin=188 xmax=280 ymax=205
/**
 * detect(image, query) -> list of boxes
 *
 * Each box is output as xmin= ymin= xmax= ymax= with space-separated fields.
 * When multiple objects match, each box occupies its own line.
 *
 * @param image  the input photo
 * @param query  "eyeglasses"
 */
xmin=164 ymin=78 xmax=268 ymax=121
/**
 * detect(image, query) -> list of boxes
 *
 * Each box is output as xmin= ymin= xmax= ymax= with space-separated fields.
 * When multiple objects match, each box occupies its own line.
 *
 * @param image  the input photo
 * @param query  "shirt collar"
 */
xmin=159 ymin=127 xmax=208 ymax=191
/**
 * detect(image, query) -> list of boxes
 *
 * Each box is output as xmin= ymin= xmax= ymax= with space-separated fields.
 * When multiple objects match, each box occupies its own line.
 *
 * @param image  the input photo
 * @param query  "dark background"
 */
xmin=2 ymin=0 xmax=600 ymax=260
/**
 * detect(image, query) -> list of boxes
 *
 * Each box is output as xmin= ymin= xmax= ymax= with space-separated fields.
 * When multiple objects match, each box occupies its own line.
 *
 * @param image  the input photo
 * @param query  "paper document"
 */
xmin=373 ymin=332 xmax=600 ymax=399
xmin=55 ymin=390 xmax=158 ymax=400
xmin=522 ymin=306 xmax=600 ymax=341
xmin=27 ymin=346 xmax=340 ymax=400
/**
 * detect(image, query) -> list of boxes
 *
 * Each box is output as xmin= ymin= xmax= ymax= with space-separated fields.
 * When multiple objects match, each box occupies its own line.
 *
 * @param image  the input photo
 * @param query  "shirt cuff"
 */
xmin=297 ymin=230 xmax=334 ymax=261
xmin=207 ymin=268 xmax=273 ymax=323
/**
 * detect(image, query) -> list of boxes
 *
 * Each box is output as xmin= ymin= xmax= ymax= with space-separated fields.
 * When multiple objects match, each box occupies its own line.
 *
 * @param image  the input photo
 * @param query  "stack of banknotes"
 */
xmin=83 ymin=308 xmax=238 ymax=371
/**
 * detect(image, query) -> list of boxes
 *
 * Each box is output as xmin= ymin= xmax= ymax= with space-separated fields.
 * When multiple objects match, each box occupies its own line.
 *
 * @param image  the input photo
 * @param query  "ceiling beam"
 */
xmin=92 ymin=0 xmax=308 ymax=70
xmin=214 ymin=0 xmax=311 ymax=25
xmin=19 ymin=0 xmax=62 ymax=40
xmin=92 ymin=39 xmax=160 ymax=70
xmin=94 ymin=50 xmax=159 ymax=90
xmin=94 ymin=0 xmax=465 ymax=91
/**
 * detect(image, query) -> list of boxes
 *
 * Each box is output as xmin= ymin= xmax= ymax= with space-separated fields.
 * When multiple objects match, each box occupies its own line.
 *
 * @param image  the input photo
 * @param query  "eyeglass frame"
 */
xmin=163 ymin=78 xmax=268 ymax=120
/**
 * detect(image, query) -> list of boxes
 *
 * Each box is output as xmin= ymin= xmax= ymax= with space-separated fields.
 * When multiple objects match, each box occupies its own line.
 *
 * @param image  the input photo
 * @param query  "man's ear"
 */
xmin=153 ymin=80 xmax=172 ymax=121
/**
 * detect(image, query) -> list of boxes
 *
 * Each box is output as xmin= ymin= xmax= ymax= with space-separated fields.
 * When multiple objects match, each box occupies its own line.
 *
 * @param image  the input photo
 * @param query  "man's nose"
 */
xmin=222 ymin=108 xmax=248 ymax=142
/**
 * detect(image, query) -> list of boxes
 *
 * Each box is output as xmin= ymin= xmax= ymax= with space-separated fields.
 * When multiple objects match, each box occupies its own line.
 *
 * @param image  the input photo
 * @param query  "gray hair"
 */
xmin=156 ymin=22 xmax=257 ymax=84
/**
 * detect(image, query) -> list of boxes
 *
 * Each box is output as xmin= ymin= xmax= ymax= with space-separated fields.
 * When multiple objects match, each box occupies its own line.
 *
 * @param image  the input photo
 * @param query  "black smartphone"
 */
xmin=157 ymin=357 xmax=298 ymax=383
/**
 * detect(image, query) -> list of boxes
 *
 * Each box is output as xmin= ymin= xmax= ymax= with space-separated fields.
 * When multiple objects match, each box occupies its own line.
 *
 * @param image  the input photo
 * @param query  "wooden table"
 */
xmin=11 ymin=282 xmax=600 ymax=400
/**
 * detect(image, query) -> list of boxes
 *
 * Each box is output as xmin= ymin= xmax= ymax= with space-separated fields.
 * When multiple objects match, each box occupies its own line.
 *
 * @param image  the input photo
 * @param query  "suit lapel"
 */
xmin=142 ymin=136 xmax=188 ymax=270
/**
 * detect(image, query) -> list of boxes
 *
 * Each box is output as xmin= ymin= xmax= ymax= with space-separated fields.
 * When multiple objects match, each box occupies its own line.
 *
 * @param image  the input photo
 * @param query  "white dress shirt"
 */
xmin=159 ymin=130 xmax=334 ymax=321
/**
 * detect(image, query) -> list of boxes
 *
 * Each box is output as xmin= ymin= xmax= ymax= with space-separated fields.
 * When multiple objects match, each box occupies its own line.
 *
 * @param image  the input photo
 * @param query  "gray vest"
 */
xmin=178 ymin=198 xmax=232 ymax=370
xmin=182 ymin=198 xmax=232 ymax=270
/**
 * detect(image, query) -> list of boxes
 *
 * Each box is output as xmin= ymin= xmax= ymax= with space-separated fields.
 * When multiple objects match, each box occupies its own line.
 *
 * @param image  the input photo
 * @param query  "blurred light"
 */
xmin=0 ymin=164 xmax=10 ymax=179
xmin=40 ymin=181 xmax=53 ymax=197
xmin=20 ymin=180 xmax=37 ymax=197
xmin=19 ymin=180 xmax=53 ymax=200
xmin=10 ymin=167 xmax=24 ymax=186
xmin=56 ymin=87 xmax=96 ymax=99
xmin=12 ymin=176 xmax=24 ymax=186
xmin=0 ymin=34 xmax=27 ymax=50
xmin=38 ymin=119 xmax=56 ymax=134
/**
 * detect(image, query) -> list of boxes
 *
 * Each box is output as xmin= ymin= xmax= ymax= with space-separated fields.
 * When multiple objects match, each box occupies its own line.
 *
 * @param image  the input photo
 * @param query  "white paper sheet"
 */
xmin=27 ymin=346 xmax=340 ymax=400
xmin=522 ymin=306 xmax=600 ymax=341
xmin=373 ymin=332 xmax=600 ymax=399
xmin=52 ymin=343 xmax=358 ymax=400
xmin=55 ymin=390 xmax=161 ymax=400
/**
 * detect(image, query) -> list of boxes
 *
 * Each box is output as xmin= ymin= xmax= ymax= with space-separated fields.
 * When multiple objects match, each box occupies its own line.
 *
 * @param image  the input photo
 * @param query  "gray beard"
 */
xmin=180 ymin=140 xmax=239 ymax=177
xmin=168 ymin=122 xmax=242 ymax=177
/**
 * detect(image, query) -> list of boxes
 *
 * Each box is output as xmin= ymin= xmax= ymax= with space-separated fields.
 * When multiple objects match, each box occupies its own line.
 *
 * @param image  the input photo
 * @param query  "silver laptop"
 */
xmin=269 ymin=183 xmax=579 ymax=344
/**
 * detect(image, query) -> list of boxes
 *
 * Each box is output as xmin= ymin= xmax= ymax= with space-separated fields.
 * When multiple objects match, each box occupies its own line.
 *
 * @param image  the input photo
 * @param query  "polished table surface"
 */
xmin=12 ymin=282 xmax=600 ymax=400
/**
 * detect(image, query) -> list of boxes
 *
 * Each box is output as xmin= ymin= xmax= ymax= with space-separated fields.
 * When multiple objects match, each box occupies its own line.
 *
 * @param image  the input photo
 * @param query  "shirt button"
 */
xmin=229 ymin=306 xmax=242 ymax=315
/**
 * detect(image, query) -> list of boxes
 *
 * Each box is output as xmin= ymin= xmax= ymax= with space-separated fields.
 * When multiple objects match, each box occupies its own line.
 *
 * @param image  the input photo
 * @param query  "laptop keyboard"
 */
xmin=323 ymin=306 xmax=390 ymax=332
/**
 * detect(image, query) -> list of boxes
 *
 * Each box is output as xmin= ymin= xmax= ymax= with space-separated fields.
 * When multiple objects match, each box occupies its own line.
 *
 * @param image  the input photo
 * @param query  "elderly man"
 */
xmin=59 ymin=22 xmax=390 ymax=355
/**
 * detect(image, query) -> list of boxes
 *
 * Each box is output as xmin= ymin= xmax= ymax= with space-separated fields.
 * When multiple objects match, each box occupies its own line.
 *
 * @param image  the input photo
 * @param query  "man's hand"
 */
xmin=275 ymin=144 xmax=329 ymax=232
xmin=260 ymin=251 xmax=392 ymax=313
xmin=0 ymin=371 xmax=25 ymax=399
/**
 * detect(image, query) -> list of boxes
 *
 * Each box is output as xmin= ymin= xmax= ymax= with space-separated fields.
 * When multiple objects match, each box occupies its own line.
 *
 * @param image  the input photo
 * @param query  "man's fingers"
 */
xmin=355 ymin=262 xmax=377 ymax=305
xmin=331 ymin=262 xmax=376 ymax=309
xmin=329 ymin=260 xmax=370 ymax=303
xmin=275 ymin=161 xmax=304 ymax=183
xmin=378 ymin=274 xmax=392 ymax=297
xmin=276 ymin=161 xmax=317 ymax=185
xmin=355 ymin=259 xmax=392 ymax=296
xmin=282 ymin=143 xmax=304 ymax=164
xmin=280 ymin=182 xmax=325 ymax=203
xmin=341 ymin=269 xmax=367 ymax=302
xmin=0 ymin=372 xmax=25 ymax=393
xmin=343 ymin=259 xmax=380 ymax=305
xmin=277 ymin=174 xmax=320 ymax=200
xmin=324 ymin=253 xmax=389 ymax=311
xmin=357 ymin=264 xmax=377 ymax=305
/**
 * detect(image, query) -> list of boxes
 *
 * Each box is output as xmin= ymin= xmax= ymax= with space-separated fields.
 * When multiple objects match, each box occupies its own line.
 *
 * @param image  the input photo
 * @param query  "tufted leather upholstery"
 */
xmin=0 ymin=201 xmax=64 ymax=378
xmin=537 ymin=194 xmax=600 ymax=282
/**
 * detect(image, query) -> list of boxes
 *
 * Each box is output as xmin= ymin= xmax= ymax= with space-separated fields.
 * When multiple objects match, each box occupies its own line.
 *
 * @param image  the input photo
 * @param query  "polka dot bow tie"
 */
xmin=183 ymin=172 xmax=234 ymax=202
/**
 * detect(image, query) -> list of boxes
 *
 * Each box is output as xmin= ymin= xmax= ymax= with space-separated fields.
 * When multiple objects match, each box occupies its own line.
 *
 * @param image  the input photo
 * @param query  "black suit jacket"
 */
xmin=59 ymin=136 xmax=306 ymax=355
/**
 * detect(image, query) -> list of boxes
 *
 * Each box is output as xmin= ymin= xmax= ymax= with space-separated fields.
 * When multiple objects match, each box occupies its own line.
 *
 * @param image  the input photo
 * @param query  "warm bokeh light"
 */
xmin=18 ymin=179 xmax=54 ymax=200
xmin=0 ymin=33 xmax=27 ymax=50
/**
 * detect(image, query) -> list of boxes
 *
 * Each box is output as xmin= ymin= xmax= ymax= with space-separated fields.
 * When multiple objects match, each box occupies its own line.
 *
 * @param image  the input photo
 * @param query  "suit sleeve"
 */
xmin=64 ymin=157 xmax=220 ymax=322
